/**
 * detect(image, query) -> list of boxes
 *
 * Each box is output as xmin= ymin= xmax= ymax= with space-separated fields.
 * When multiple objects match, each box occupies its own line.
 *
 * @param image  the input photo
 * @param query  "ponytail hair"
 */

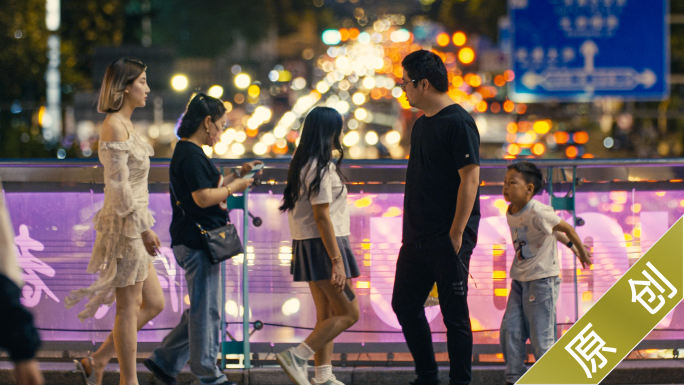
xmin=176 ymin=93 xmax=227 ymax=138
xmin=97 ymin=58 xmax=147 ymax=113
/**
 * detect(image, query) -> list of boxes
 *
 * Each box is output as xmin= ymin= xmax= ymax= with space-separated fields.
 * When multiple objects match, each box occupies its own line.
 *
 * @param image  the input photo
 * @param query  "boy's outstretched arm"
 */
xmin=552 ymin=220 xmax=592 ymax=269
xmin=554 ymin=232 xmax=588 ymax=258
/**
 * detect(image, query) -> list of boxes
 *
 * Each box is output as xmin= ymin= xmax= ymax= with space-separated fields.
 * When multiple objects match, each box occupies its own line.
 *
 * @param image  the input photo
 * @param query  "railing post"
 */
xmin=242 ymin=188 xmax=251 ymax=369
xmin=572 ymin=166 xmax=579 ymax=323
xmin=547 ymin=167 xmax=554 ymax=206
xmin=220 ymin=169 xmax=226 ymax=371
xmin=221 ymin=248 xmax=226 ymax=370
xmin=547 ymin=166 xmax=580 ymax=323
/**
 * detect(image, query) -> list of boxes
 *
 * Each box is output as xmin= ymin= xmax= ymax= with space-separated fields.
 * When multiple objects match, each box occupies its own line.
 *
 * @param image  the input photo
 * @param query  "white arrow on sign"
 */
xmin=580 ymin=40 xmax=598 ymax=72
xmin=521 ymin=39 xmax=658 ymax=93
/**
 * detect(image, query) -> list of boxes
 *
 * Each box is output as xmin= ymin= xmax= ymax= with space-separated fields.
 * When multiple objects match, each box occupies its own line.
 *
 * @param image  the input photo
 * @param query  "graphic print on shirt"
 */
xmin=513 ymin=227 xmax=531 ymax=261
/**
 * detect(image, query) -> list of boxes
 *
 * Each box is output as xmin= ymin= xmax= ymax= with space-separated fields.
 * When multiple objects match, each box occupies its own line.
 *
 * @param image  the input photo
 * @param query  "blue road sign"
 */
xmin=509 ymin=0 xmax=669 ymax=102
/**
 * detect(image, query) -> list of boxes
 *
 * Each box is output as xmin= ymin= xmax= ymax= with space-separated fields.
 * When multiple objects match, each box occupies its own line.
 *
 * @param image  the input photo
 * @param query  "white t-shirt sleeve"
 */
xmin=533 ymin=205 xmax=562 ymax=235
xmin=305 ymin=162 xmax=333 ymax=205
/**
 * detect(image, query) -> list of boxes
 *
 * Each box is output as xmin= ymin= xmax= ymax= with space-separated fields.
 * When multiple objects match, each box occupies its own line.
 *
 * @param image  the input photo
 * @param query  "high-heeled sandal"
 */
xmin=72 ymin=355 xmax=97 ymax=385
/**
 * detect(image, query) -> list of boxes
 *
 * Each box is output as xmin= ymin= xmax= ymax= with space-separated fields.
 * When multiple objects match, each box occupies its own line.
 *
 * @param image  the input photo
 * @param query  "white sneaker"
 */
xmin=311 ymin=374 xmax=345 ymax=385
xmin=276 ymin=347 xmax=310 ymax=385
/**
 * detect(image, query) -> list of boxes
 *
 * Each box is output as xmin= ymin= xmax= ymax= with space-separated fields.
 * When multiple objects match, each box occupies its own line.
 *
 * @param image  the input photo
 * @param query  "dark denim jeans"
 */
xmin=149 ymin=245 xmax=228 ymax=385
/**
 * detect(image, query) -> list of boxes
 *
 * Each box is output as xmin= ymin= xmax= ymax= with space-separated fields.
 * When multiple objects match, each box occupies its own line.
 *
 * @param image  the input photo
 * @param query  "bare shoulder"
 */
xmin=100 ymin=115 xmax=130 ymax=142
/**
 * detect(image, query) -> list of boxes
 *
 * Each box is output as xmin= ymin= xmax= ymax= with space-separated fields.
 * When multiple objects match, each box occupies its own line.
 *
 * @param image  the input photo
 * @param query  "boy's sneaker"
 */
xmin=311 ymin=374 xmax=345 ymax=385
xmin=276 ymin=347 xmax=310 ymax=385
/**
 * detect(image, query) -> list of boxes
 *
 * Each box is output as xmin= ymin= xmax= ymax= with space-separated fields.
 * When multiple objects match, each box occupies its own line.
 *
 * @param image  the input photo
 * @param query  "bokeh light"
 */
xmin=452 ymin=32 xmax=466 ymax=46
xmin=574 ymin=131 xmax=589 ymax=144
xmin=436 ymin=33 xmax=450 ymax=47
xmin=322 ymin=29 xmax=342 ymax=45
xmin=235 ymin=73 xmax=251 ymax=89
xmin=171 ymin=74 xmax=188 ymax=91
xmin=533 ymin=120 xmax=551 ymax=134
xmin=365 ymin=131 xmax=378 ymax=145
xmin=207 ymin=85 xmax=224 ymax=98
xmin=458 ymin=47 xmax=475 ymax=64
xmin=343 ymin=131 xmax=360 ymax=147
xmin=248 ymin=85 xmax=261 ymax=98
xmin=554 ymin=131 xmax=569 ymax=144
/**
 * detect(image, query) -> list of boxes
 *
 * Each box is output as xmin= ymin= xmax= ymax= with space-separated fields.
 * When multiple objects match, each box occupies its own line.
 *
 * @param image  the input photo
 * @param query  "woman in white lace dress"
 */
xmin=65 ymin=58 xmax=164 ymax=385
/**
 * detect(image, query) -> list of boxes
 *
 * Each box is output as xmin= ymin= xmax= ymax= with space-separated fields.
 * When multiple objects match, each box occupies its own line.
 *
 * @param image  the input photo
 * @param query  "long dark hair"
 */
xmin=176 ymin=93 xmax=226 ymax=138
xmin=280 ymin=107 xmax=346 ymax=212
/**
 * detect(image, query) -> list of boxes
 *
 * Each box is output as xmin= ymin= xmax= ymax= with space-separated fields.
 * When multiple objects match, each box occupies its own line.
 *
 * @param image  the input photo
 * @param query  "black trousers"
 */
xmin=392 ymin=235 xmax=473 ymax=385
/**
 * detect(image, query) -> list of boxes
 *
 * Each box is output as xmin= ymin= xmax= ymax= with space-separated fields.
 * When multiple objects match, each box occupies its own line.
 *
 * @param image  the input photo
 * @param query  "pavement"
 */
xmin=1 ymin=360 xmax=684 ymax=385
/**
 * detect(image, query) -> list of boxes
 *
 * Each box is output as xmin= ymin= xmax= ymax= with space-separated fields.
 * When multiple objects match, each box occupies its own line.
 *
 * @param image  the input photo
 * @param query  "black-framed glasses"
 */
xmin=399 ymin=78 xmax=419 ymax=90
xmin=212 ymin=120 xmax=229 ymax=132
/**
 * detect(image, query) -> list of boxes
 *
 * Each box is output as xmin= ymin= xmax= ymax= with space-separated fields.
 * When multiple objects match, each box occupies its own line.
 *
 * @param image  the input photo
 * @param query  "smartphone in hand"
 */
xmin=241 ymin=163 xmax=265 ymax=180
xmin=343 ymin=282 xmax=356 ymax=302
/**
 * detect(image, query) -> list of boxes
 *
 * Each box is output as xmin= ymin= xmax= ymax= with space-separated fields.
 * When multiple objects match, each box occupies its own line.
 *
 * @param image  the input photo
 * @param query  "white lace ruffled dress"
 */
xmin=65 ymin=131 xmax=156 ymax=322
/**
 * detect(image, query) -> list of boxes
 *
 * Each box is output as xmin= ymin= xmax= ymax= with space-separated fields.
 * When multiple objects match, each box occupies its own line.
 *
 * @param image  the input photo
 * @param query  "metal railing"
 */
xmin=3 ymin=158 xmax=684 ymax=366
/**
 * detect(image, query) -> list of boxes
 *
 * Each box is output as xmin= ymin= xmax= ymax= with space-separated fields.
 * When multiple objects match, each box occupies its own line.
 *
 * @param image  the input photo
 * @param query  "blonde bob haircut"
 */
xmin=97 ymin=58 xmax=147 ymax=113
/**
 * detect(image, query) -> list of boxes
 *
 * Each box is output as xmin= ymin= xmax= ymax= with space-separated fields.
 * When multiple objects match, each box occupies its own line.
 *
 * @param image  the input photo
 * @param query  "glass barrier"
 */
xmin=3 ymin=159 xmax=684 ymax=357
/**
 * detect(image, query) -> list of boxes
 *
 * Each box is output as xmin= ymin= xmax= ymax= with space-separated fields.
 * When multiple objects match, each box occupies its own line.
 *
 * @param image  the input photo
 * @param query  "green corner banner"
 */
xmin=517 ymin=216 xmax=684 ymax=385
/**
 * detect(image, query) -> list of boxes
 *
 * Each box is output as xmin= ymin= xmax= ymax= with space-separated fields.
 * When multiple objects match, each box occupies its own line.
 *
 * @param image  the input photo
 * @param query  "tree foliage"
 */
xmin=431 ymin=0 xmax=508 ymax=42
xmin=141 ymin=0 xmax=325 ymax=58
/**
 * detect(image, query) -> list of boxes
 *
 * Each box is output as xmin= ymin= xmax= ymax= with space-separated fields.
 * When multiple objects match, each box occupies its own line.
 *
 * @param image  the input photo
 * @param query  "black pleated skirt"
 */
xmin=291 ymin=236 xmax=360 ymax=282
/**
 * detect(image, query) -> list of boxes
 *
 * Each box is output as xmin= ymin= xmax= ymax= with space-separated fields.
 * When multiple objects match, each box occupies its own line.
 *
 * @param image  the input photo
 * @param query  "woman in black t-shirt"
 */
xmin=144 ymin=94 xmax=260 ymax=385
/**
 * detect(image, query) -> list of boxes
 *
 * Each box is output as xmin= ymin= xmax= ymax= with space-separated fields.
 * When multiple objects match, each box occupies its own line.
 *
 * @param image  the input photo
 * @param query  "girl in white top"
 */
xmin=65 ymin=58 xmax=164 ymax=385
xmin=276 ymin=107 xmax=360 ymax=385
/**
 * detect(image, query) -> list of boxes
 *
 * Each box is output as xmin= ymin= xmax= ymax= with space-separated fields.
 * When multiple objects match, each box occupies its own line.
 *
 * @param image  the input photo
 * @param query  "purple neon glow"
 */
xmin=5 ymin=189 xmax=684 ymax=345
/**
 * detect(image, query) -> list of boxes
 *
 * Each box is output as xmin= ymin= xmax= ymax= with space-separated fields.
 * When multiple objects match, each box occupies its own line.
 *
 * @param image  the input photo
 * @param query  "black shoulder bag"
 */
xmin=169 ymin=182 xmax=244 ymax=264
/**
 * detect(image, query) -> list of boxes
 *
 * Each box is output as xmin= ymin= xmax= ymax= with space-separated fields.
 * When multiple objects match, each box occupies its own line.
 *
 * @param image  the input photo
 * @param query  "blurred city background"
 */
xmin=1 ymin=0 xmax=683 ymax=161
xmin=6 ymin=1 xmax=684 ymax=373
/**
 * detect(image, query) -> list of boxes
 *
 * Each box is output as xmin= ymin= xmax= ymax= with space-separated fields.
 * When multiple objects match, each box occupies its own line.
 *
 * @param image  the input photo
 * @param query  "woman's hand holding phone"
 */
xmin=239 ymin=161 xmax=264 ymax=179
xmin=228 ymin=178 xmax=253 ymax=194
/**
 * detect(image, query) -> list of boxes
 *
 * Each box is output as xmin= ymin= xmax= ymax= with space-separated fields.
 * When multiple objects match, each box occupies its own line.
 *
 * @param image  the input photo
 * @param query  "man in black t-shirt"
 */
xmin=392 ymin=50 xmax=481 ymax=385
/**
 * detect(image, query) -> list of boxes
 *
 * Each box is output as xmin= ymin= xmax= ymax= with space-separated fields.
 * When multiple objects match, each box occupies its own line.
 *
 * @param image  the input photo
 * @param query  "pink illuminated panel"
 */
xmin=5 ymin=189 xmax=684 ymax=344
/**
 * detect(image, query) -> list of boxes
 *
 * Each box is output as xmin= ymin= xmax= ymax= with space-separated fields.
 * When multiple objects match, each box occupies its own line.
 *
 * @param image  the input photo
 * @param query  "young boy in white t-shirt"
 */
xmin=500 ymin=162 xmax=592 ymax=385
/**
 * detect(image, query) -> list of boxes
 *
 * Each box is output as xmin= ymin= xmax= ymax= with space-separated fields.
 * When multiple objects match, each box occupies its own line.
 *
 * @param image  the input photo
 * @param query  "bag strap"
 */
xmin=169 ymin=180 xmax=207 ymax=235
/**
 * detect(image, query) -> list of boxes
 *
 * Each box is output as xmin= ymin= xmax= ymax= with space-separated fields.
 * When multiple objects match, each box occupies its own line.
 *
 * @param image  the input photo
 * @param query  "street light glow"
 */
xmin=171 ymin=75 xmax=188 ymax=91
xmin=362 ymin=77 xmax=376 ymax=89
xmin=322 ymin=30 xmax=342 ymax=45
xmin=365 ymin=131 xmax=378 ymax=145
xmin=343 ymin=131 xmax=360 ymax=147
xmin=235 ymin=73 xmax=251 ymax=89
xmin=248 ymin=84 xmax=260 ymax=98
xmin=231 ymin=143 xmax=246 ymax=155
xmin=458 ymin=47 xmax=475 ymax=64
xmin=386 ymin=131 xmax=401 ymax=145
xmin=452 ymin=32 xmax=466 ymax=46
xmin=436 ymin=33 xmax=450 ymax=47
xmin=253 ymin=142 xmax=268 ymax=155
xmin=46 ymin=0 xmax=60 ymax=31
xmin=207 ymin=85 xmax=224 ymax=98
